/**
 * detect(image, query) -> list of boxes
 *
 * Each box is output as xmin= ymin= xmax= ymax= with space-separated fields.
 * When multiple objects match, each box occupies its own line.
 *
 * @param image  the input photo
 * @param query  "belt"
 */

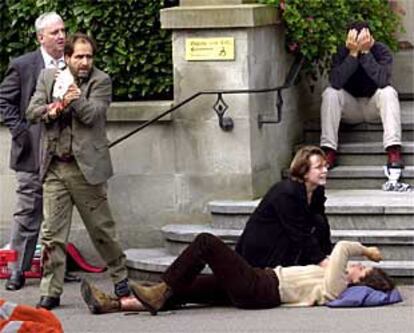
xmin=54 ymin=155 xmax=75 ymax=163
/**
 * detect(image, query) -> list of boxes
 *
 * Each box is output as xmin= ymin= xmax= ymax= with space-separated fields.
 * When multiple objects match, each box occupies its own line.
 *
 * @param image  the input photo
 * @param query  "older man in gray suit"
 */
xmin=0 ymin=12 xmax=65 ymax=291
xmin=27 ymin=33 xmax=130 ymax=310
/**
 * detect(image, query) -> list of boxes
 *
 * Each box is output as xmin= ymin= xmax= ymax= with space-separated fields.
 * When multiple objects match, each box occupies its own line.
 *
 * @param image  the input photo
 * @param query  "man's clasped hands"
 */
xmin=47 ymin=83 xmax=81 ymax=119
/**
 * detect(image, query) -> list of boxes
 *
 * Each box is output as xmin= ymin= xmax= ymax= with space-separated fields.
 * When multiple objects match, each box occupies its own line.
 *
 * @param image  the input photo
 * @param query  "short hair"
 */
xmin=35 ymin=12 xmax=63 ymax=34
xmin=64 ymin=33 xmax=97 ymax=57
xmin=289 ymin=145 xmax=326 ymax=182
xmin=355 ymin=267 xmax=395 ymax=292
xmin=347 ymin=21 xmax=370 ymax=34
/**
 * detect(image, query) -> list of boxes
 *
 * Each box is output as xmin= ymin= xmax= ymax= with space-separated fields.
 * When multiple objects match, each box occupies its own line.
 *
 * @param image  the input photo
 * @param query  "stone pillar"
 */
xmin=180 ymin=0 xmax=257 ymax=5
xmin=392 ymin=0 xmax=414 ymax=94
xmin=160 ymin=1 xmax=305 ymax=206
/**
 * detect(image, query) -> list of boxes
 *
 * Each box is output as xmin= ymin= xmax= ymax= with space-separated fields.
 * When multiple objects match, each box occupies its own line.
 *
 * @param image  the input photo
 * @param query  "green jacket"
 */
xmin=26 ymin=67 xmax=113 ymax=185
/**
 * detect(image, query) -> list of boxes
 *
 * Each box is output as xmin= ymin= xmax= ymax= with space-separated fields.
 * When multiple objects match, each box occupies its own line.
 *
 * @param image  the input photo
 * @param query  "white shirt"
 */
xmin=40 ymin=47 xmax=65 ymax=69
xmin=274 ymin=241 xmax=367 ymax=306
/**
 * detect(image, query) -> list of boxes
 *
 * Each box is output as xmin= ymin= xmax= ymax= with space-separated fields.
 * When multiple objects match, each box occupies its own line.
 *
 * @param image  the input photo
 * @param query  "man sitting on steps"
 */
xmin=320 ymin=21 xmax=403 ymax=170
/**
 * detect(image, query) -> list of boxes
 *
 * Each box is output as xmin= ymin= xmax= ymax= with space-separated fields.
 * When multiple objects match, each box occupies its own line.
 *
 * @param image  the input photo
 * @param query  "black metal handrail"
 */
xmin=109 ymin=55 xmax=305 ymax=148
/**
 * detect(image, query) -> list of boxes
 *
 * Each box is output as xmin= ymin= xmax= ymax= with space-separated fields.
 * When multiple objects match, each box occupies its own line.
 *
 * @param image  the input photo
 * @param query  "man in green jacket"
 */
xmin=26 ymin=33 xmax=130 ymax=310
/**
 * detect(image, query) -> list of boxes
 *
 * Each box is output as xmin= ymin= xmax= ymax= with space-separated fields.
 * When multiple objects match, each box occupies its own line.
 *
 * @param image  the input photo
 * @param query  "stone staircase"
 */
xmin=126 ymin=188 xmax=414 ymax=283
xmin=125 ymin=50 xmax=414 ymax=284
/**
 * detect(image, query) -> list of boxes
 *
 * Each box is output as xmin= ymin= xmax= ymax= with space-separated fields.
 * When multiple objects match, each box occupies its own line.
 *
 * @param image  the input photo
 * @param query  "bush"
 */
xmin=260 ymin=0 xmax=403 ymax=80
xmin=0 ymin=0 xmax=174 ymax=101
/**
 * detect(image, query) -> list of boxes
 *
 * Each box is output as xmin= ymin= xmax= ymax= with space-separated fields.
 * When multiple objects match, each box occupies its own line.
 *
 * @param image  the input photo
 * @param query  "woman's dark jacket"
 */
xmin=235 ymin=179 xmax=332 ymax=268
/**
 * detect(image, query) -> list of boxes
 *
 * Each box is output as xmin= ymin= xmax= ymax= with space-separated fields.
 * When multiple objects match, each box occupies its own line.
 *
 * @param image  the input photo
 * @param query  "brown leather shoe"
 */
xmin=81 ymin=279 xmax=121 ymax=314
xmin=130 ymin=281 xmax=171 ymax=316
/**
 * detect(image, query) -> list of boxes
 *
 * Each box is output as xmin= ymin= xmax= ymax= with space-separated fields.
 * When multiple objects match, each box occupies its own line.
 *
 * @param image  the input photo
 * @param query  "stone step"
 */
xmin=303 ymin=101 xmax=414 ymax=143
xmin=124 ymin=247 xmax=414 ymax=283
xmin=297 ymin=142 xmax=414 ymax=166
xmin=160 ymin=224 xmax=414 ymax=261
xmin=162 ymin=224 xmax=239 ymax=255
xmin=125 ymin=247 xmax=212 ymax=282
xmin=305 ymin=128 xmax=414 ymax=144
xmin=399 ymin=93 xmax=414 ymax=101
xmin=326 ymin=165 xmax=414 ymax=189
xmin=337 ymin=153 xmax=414 ymax=166
xmin=336 ymin=142 xmax=414 ymax=154
xmin=208 ymin=190 xmax=414 ymax=230
xmin=282 ymin=166 xmax=414 ymax=189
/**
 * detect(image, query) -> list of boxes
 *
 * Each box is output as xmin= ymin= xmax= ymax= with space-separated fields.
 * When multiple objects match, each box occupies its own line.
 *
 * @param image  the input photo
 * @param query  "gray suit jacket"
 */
xmin=26 ymin=67 xmax=113 ymax=185
xmin=0 ymin=49 xmax=44 ymax=172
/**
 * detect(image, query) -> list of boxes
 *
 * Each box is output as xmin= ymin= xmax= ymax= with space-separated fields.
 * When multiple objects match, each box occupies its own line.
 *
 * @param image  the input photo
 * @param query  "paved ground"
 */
xmin=1 ymin=272 xmax=413 ymax=333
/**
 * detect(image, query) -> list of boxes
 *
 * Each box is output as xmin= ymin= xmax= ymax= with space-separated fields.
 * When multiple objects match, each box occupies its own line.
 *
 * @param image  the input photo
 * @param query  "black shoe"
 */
xmin=114 ymin=278 xmax=130 ymax=298
xmin=5 ymin=270 xmax=25 ymax=291
xmin=64 ymin=271 xmax=81 ymax=283
xmin=36 ymin=296 xmax=60 ymax=310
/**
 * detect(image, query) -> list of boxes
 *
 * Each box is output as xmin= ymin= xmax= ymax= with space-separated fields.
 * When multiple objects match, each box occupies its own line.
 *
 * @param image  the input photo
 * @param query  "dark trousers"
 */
xmin=163 ymin=233 xmax=281 ymax=309
xmin=10 ymin=171 xmax=43 ymax=272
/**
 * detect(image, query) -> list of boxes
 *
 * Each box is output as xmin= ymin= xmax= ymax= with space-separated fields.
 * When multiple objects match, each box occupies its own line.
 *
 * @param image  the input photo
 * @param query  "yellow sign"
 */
xmin=185 ymin=37 xmax=235 ymax=61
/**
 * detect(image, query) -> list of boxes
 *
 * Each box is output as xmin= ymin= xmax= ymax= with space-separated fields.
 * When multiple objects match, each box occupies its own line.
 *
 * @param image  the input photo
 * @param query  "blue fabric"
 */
xmin=326 ymin=286 xmax=402 ymax=308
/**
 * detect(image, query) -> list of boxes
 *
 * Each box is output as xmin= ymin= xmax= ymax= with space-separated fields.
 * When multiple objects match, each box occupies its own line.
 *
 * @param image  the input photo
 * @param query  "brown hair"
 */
xmin=64 ymin=32 xmax=97 ymax=57
xmin=355 ymin=267 xmax=395 ymax=292
xmin=289 ymin=145 xmax=326 ymax=182
xmin=347 ymin=21 xmax=370 ymax=34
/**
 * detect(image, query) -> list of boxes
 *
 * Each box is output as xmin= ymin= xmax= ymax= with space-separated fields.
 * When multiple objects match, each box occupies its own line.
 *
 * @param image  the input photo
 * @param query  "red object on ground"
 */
xmin=0 ymin=250 xmax=18 ymax=278
xmin=0 ymin=243 xmax=105 ymax=279
xmin=24 ymin=257 xmax=42 ymax=278
xmin=0 ymin=249 xmax=42 ymax=279
xmin=66 ymin=242 xmax=106 ymax=273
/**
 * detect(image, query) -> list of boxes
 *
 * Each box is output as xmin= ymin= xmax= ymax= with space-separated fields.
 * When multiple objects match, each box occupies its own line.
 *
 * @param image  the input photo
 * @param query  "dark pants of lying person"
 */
xmin=164 ymin=233 xmax=281 ymax=309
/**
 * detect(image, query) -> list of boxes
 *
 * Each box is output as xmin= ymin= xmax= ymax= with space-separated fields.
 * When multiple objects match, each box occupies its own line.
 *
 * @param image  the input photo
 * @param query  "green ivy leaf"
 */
xmin=261 ymin=0 xmax=402 ymax=81
xmin=0 ymin=0 xmax=173 ymax=101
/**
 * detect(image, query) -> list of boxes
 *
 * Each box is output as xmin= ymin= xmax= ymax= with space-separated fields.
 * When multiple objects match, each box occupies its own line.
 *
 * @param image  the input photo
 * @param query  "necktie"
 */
xmin=57 ymin=60 xmax=66 ymax=70
xmin=52 ymin=59 xmax=65 ymax=69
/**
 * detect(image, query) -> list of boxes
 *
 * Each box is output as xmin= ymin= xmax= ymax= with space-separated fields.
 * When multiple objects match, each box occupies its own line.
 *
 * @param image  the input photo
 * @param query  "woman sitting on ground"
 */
xmin=82 ymin=233 xmax=393 ymax=315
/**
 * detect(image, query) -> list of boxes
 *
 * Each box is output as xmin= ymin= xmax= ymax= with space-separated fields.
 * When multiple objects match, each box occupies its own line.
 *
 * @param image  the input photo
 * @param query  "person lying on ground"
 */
xmin=81 ymin=233 xmax=394 ymax=315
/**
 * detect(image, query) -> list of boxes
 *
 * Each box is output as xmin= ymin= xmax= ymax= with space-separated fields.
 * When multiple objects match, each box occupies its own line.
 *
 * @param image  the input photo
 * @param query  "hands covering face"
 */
xmin=345 ymin=28 xmax=375 ymax=57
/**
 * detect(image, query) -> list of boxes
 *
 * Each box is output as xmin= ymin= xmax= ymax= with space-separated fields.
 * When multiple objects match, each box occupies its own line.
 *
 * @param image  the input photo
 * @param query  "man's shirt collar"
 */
xmin=40 ymin=47 xmax=65 ymax=69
